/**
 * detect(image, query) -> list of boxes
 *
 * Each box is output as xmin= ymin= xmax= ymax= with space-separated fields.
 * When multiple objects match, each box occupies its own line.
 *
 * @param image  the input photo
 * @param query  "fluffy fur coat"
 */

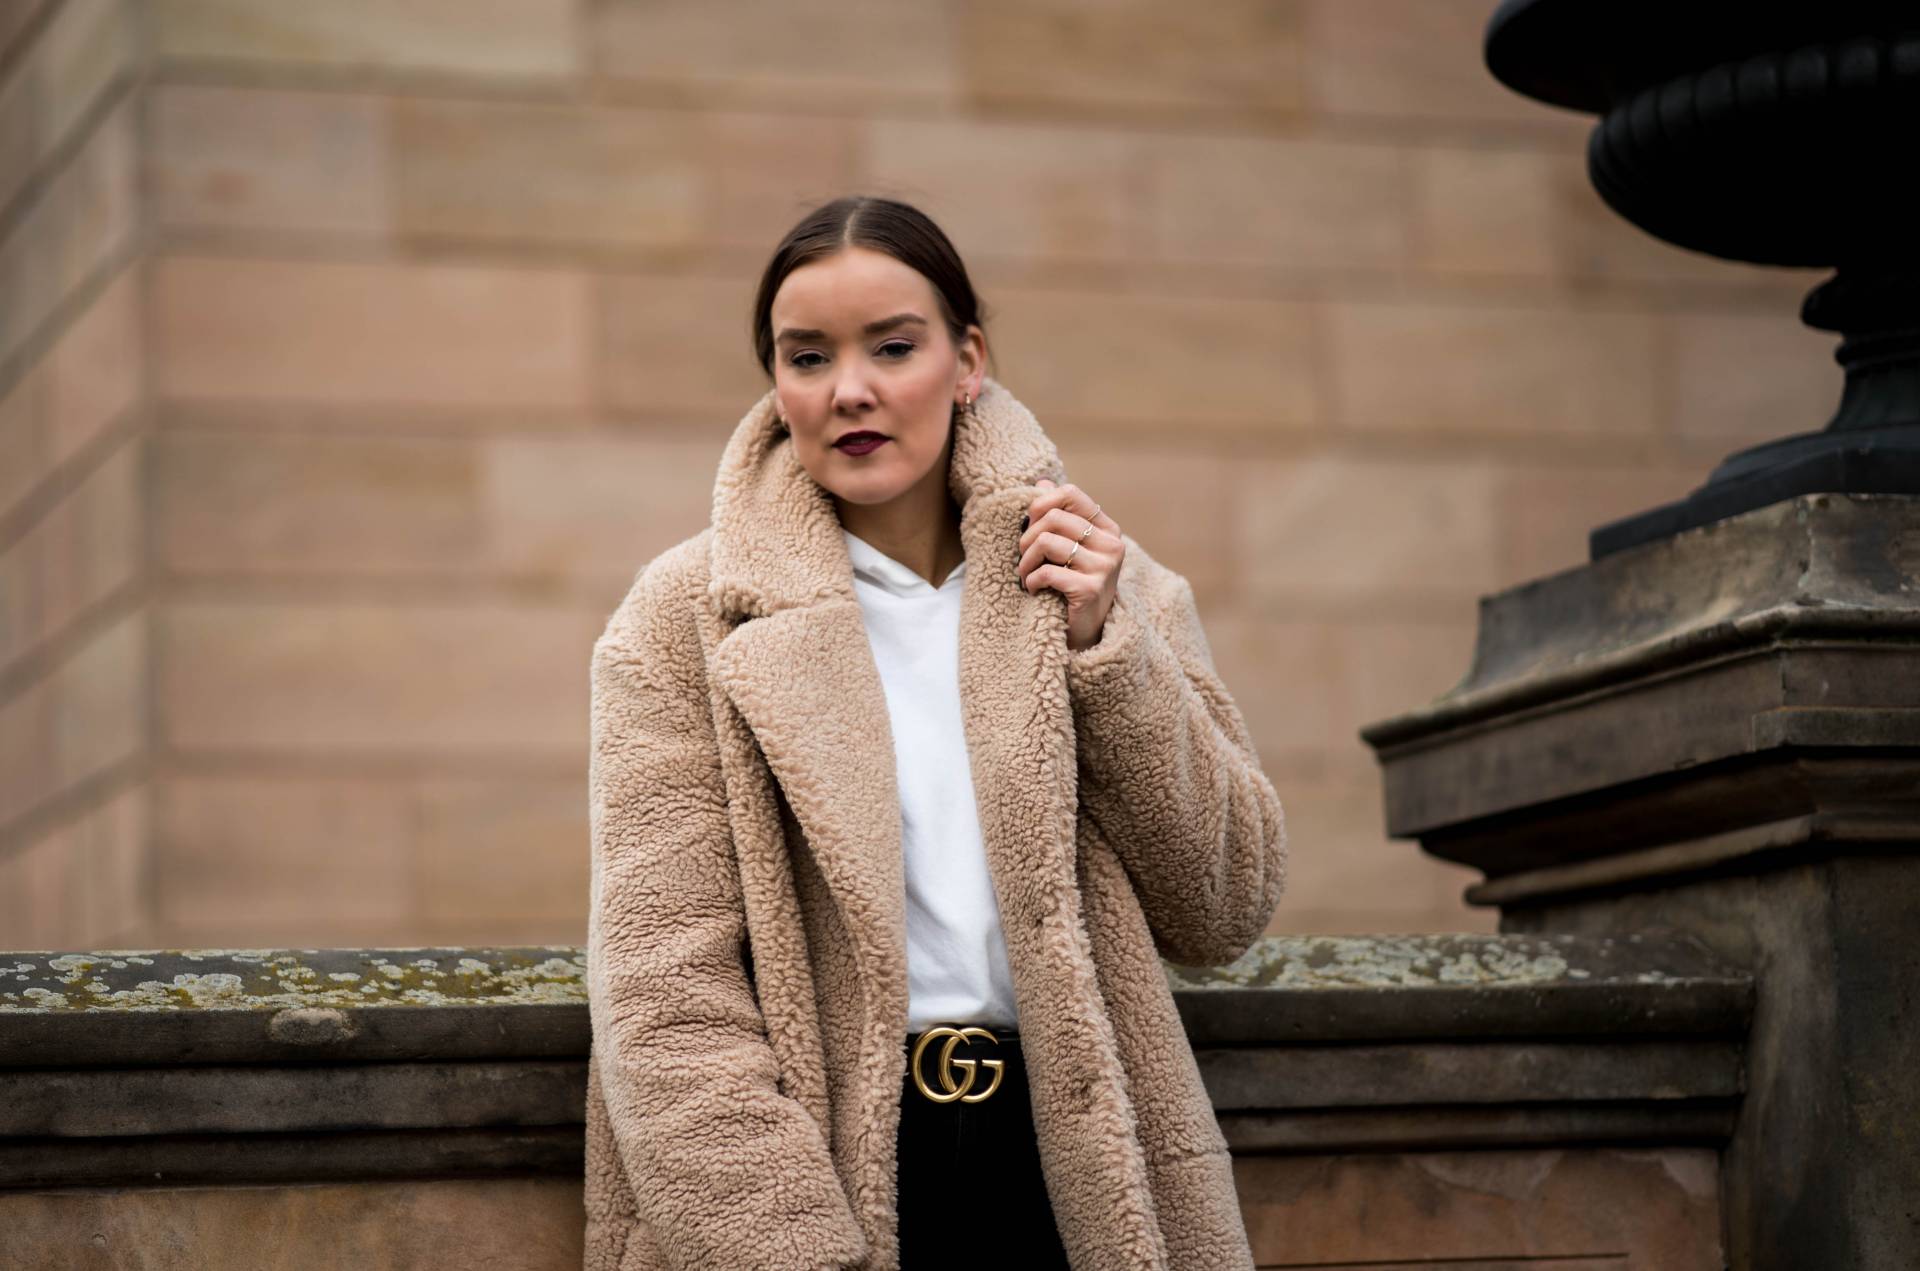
xmin=584 ymin=377 xmax=1287 ymax=1270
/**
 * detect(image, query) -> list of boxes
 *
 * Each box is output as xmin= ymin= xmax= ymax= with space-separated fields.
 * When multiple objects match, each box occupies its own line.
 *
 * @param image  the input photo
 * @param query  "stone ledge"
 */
xmin=0 ymin=947 xmax=588 ymax=1067
xmin=10 ymin=1128 xmax=586 ymax=1191
xmin=1167 ymin=932 xmax=1752 ymax=1043
xmin=0 ymin=935 xmax=1752 ymax=1185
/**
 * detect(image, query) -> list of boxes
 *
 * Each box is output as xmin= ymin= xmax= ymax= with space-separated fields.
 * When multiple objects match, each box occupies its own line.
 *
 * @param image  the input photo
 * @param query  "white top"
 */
xmin=842 ymin=527 xmax=1020 ymax=1032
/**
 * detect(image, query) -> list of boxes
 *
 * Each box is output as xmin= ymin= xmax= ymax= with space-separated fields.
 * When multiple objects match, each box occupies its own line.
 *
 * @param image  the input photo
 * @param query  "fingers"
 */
xmin=1028 ymin=480 xmax=1113 ymax=530
xmin=1016 ymin=529 xmax=1110 ymax=590
xmin=1020 ymin=481 xmax=1117 ymax=561
xmin=1021 ymin=558 xmax=1102 ymax=595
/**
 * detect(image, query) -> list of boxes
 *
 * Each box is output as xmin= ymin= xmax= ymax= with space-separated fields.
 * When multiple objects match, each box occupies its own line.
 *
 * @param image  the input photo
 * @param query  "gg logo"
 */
xmin=910 ymin=1026 xmax=1005 ymax=1104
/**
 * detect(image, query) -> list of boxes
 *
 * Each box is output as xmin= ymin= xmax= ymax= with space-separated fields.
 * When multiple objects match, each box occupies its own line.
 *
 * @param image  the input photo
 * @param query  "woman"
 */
xmin=584 ymin=196 xmax=1287 ymax=1271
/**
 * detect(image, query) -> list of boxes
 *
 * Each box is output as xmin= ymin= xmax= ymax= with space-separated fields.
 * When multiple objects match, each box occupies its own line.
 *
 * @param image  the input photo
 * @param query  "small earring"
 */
xmin=963 ymin=390 xmax=973 ymax=408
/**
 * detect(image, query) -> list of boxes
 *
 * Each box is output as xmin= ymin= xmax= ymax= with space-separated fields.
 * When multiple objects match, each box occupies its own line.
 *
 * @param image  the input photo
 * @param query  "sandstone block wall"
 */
xmin=0 ymin=0 xmax=1830 ymax=945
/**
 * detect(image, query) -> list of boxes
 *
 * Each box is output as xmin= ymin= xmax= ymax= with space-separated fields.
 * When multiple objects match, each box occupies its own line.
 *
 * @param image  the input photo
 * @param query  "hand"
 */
xmin=1016 ymin=478 xmax=1123 ymax=652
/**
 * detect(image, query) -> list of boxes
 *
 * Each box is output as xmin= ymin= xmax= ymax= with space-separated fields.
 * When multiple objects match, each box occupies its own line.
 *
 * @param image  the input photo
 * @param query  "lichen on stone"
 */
xmin=1164 ymin=934 xmax=1609 ymax=991
xmin=0 ymin=947 xmax=590 ymax=1013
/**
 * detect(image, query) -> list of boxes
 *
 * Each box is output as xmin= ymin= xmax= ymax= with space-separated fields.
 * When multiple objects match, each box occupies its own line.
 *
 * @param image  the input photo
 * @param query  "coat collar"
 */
xmin=701 ymin=375 xmax=1078 ymax=1049
xmin=706 ymin=375 xmax=1065 ymax=620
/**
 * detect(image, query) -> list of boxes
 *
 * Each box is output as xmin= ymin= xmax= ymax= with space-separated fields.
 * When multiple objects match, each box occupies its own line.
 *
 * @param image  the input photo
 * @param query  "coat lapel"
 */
xmin=704 ymin=378 xmax=1170 ymax=1266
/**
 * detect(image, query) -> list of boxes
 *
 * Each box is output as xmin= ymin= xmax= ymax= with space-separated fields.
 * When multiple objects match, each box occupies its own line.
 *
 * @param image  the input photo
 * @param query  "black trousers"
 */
xmin=897 ymin=1028 xmax=1071 ymax=1269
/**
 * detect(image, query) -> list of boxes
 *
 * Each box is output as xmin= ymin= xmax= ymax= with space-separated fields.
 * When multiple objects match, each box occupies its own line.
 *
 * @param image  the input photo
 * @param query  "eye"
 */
xmin=788 ymin=350 xmax=826 ymax=369
xmin=877 ymin=340 xmax=915 ymax=359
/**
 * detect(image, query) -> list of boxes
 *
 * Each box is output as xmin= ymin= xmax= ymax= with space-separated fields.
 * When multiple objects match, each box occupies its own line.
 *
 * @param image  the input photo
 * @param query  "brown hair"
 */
xmin=751 ymin=196 xmax=989 ymax=378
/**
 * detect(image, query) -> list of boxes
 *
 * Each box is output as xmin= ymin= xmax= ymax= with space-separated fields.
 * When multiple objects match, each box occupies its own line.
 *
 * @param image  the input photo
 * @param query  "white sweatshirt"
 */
xmin=842 ymin=527 xmax=1020 ymax=1032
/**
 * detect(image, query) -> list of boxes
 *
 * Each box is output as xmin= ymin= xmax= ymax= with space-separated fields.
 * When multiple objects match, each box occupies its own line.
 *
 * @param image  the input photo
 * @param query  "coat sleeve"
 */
xmin=1063 ymin=545 xmax=1288 ymax=968
xmin=587 ymin=556 xmax=867 ymax=1271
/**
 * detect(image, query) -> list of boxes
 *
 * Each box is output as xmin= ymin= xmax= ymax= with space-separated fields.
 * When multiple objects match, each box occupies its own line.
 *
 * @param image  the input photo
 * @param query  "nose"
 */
xmin=831 ymin=365 xmax=877 ymax=415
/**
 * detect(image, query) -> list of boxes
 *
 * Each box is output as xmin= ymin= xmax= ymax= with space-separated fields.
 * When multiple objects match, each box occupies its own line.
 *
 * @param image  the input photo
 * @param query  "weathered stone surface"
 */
xmin=152 ymin=0 xmax=578 ymax=80
xmin=0 ymin=3 xmax=56 ymax=63
xmin=1495 ymin=461 xmax=1699 ymax=584
xmin=152 ymin=432 xmax=487 ymax=576
xmin=0 ymin=781 xmax=153 ymax=951
xmin=40 ymin=262 xmax=140 ymax=468
xmin=3 ymin=1060 xmax=585 ymax=1138
xmin=0 ymin=0 xmax=135 ymax=216
xmin=1145 ymin=135 xmax=1410 ymax=271
xmin=412 ymin=776 xmax=588 ymax=930
xmin=0 ymin=262 xmax=141 ymax=533
xmin=1329 ymin=299 xmax=1661 ymax=439
xmin=0 ymin=1176 xmax=584 ymax=1270
xmin=595 ymin=272 xmax=763 ymax=416
xmin=1239 ymin=454 xmax=1503 ymax=604
xmin=1179 ymin=934 xmax=1748 ymax=1155
xmin=986 ymin=286 xmax=1318 ymax=431
xmin=0 ymin=92 xmax=135 ymax=370
xmin=393 ymin=98 xmax=854 ymax=252
xmin=1166 ymin=932 xmax=1751 ymax=1042
xmin=149 ymin=83 xmax=387 ymax=238
xmin=864 ymin=118 xmax=1140 ymax=264
xmin=1259 ymin=761 xmax=1494 ymax=937
xmin=15 ymin=1127 xmax=587 ymax=1192
xmin=1237 ymin=1147 xmax=1723 ymax=1269
xmin=1390 ymin=494 xmax=1920 ymax=720
xmin=0 ymin=936 xmax=1748 ymax=1175
xmin=1222 ymin=1102 xmax=1735 ymax=1155
xmin=587 ymin=0 xmax=955 ymax=108
xmin=152 ymin=256 xmax=593 ymax=410
xmin=1412 ymin=145 xmax=1560 ymax=276
xmin=1506 ymin=856 xmax=1920 ymax=1271
xmin=156 ymin=601 xmax=601 ymax=759
xmin=28 ymin=436 xmax=139 ymax=647
xmin=1367 ymin=495 xmax=1920 ymax=871
xmin=1365 ymin=493 xmax=1920 ymax=1271
xmin=0 ymin=609 xmax=145 ymax=834
xmin=0 ymin=947 xmax=588 ymax=1066
xmin=0 ymin=947 xmax=585 ymax=1010
xmin=957 ymin=0 xmax=1305 ymax=117
xmin=0 ymin=437 xmax=138 ymax=670
xmin=153 ymin=776 xmax=417 ymax=935
xmin=1202 ymin=1038 xmax=1741 ymax=1110
xmin=1303 ymin=0 xmax=1554 ymax=126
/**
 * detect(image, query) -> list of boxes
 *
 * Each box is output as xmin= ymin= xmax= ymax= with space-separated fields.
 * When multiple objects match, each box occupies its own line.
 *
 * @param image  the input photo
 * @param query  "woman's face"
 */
xmin=769 ymin=246 xmax=984 ymax=511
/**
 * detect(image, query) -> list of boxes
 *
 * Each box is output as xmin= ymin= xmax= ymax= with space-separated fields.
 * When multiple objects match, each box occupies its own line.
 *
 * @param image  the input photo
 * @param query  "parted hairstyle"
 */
xmin=750 ymin=195 xmax=991 ymax=378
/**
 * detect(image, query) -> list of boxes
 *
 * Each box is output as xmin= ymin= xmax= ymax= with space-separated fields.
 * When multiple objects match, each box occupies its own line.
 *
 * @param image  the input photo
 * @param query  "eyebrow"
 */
xmin=775 ymin=312 xmax=928 ymax=343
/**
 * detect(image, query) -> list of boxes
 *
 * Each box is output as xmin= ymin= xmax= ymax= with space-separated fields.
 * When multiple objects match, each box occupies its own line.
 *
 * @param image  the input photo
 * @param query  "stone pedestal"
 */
xmin=1365 ymin=493 xmax=1920 ymax=1270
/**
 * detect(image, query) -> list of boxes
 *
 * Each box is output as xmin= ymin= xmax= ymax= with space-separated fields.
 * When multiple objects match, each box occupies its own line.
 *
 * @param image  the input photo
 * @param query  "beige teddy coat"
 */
xmin=584 ymin=377 xmax=1287 ymax=1270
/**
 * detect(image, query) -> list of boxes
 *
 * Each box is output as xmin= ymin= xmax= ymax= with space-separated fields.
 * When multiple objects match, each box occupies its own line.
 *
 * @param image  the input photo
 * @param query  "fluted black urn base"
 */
xmin=1592 ymin=265 xmax=1920 ymax=556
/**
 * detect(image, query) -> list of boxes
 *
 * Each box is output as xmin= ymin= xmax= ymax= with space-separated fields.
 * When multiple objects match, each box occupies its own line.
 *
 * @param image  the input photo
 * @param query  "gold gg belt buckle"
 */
xmin=910 ymin=1025 xmax=1005 ymax=1103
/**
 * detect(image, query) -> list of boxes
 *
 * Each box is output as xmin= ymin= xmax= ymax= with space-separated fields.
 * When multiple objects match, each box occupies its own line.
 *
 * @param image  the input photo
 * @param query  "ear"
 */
xmin=956 ymin=324 xmax=987 ymax=400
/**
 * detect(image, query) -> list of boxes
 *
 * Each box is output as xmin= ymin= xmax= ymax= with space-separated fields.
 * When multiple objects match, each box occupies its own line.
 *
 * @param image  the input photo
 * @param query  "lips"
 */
xmin=833 ymin=431 xmax=889 ymax=450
